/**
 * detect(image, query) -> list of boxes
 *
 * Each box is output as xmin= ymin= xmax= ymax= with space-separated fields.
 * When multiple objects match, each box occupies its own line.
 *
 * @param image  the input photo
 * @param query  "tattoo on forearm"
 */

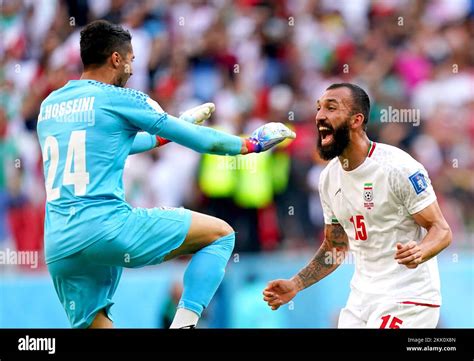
xmin=295 ymin=224 xmax=348 ymax=290
xmin=330 ymin=224 xmax=347 ymax=249
xmin=295 ymin=240 xmax=333 ymax=290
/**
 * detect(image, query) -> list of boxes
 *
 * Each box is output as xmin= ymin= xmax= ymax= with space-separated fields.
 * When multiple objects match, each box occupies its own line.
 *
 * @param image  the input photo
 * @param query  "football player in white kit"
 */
xmin=263 ymin=83 xmax=452 ymax=328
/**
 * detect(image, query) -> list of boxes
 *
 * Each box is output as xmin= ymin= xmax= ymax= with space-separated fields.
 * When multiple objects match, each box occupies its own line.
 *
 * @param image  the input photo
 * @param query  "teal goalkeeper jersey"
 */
xmin=37 ymin=79 xmax=241 ymax=263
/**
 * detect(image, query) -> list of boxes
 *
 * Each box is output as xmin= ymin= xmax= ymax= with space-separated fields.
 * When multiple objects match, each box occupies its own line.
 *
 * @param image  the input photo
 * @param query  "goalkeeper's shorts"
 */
xmin=47 ymin=206 xmax=192 ymax=328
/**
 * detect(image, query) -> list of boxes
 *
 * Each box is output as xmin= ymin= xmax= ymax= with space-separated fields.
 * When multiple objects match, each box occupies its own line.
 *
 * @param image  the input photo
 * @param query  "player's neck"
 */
xmin=338 ymin=132 xmax=371 ymax=171
xmin=80 ymin=68 xmax=115 ymax=85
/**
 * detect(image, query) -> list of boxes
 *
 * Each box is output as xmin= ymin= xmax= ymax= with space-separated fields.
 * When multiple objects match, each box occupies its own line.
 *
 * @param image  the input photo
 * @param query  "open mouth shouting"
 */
xmin=316 ymin=120 xmax=350 ymax=160
xmin=318 ymin=124 xmax=335 ymax=147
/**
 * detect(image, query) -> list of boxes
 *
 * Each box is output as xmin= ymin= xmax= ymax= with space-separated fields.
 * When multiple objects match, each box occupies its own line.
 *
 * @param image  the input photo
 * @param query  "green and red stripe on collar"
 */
xmin=367 ymin=141 xmax=376 ymax=158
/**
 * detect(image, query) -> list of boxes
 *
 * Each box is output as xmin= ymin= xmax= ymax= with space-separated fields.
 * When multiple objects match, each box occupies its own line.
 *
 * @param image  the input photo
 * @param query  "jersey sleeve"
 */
xmin=129 ymin=132 xmax=156 ymax=155
xmin=389 ymin=158 xmax=437 ymax=215
xmin=104 ymin=85 xmax=243 ymax=155
xmin=319 ymin=167 xmax=338 ymax=225
xmin=107 ymin=87 xmax=167 ymax=134
xmin=157 ymin=115 xmax=243 ymax=155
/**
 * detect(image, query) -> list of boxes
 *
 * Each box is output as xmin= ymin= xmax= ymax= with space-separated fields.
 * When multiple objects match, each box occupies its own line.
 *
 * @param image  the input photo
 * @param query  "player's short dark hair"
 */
xmin=326 ymin=83 xmax=370 ymax=130
xmin=80 ymin=20 xmax=132 ymax=68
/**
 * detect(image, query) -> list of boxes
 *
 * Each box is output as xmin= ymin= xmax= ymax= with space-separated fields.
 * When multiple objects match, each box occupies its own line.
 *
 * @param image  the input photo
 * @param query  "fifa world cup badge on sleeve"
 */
xmin=363 ymin=182 xmax=374 ymax=210
xmin=408 ymin=171 xmax=427 ymax=195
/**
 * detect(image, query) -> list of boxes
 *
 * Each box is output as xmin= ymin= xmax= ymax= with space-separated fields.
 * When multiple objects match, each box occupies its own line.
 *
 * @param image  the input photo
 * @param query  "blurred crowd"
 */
xmin=1 ymin=0 xmax=473 ymax=268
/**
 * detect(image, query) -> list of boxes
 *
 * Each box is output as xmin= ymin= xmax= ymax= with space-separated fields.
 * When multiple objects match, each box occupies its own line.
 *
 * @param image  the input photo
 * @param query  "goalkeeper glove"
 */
xmin=244 ymin=122 xmax=296 ymax=153
xmin=180 ymin=102 xmax=216 ymax=125
xmin=156 ymin=103 xmax=216 ymax=146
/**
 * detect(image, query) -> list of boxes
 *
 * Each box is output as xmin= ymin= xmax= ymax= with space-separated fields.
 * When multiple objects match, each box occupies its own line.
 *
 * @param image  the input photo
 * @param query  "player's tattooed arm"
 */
xmin=262 ymin=224 xmax=348 ymax=310
xmin=292 ymin=224 xmax=349 ymax=291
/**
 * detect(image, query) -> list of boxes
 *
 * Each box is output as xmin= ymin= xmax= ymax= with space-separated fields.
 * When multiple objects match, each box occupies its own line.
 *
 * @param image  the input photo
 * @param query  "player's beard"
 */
xmin=114 ymin=73 xmax=129 ymax=88
xmin=317 ymin=120 xmax=350 ymax=160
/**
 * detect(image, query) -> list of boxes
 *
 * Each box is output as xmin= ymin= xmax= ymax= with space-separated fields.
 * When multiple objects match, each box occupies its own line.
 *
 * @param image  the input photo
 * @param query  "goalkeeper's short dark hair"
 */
xmin=80 ymin=20 xmax=132 ymax=68
xmin=326 ymin=83 xmax=370 ymax=130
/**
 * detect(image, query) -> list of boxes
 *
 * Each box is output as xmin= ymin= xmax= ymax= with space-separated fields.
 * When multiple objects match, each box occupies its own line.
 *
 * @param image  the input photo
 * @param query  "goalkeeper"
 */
xmin=37 ymin=20 xmax=295 ymax=329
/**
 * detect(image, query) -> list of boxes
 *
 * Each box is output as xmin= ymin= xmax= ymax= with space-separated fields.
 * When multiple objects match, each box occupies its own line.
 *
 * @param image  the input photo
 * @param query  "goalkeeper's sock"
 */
xmin=172 ymin=232 xmax=235 ymax=326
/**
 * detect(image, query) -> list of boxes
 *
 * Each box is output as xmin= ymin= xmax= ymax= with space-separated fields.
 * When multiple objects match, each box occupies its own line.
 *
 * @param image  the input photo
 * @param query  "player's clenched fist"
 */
xmin=263 ymin=279 xmax=299 ymax=310
xmin=394 ymin=241 xmax=423 ymax=269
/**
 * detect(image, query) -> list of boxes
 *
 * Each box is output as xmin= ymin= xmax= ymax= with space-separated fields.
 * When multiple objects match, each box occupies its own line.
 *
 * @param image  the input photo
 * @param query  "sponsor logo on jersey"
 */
xmin=363 ymin=182 xmax=374 ymax=210
xmin=409 ymin=171 xmax=427 ymax=195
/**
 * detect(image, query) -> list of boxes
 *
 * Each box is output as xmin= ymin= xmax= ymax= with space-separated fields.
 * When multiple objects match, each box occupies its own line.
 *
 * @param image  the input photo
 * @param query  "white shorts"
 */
xmin=338 ymin=292 xmax=440 ymax=328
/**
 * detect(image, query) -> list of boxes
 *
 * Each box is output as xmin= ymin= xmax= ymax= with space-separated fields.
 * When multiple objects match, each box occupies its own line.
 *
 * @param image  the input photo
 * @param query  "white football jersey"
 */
xmin=319 ymin=142 xmax=441 ymax=305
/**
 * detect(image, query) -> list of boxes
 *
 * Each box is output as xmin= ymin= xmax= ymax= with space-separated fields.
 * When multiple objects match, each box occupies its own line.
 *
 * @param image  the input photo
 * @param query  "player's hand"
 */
xmin=180 ymin=102 xmax=216 ymax=125
xmin=395 ymin=241 xmax=423 ymax=269
xmin=263 ymin=279 xmax=299 ymax=311
xmin=247 ymin=122 xmax=296 ymax=153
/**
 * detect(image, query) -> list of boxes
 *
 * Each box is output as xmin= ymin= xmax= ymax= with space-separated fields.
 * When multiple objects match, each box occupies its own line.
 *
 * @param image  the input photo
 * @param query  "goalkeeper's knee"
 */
xmin=201 ymin=228 xmax=235 ymax=260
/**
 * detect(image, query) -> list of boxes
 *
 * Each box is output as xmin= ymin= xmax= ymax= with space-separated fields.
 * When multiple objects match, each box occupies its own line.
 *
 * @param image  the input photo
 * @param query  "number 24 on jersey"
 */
xmin=43 ymin=130 xmax=90 ymax=201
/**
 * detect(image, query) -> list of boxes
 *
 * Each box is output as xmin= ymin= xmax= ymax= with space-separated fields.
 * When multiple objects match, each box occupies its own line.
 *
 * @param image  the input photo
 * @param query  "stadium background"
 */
xmin=0 ymin=0 xmax=473 ymax=328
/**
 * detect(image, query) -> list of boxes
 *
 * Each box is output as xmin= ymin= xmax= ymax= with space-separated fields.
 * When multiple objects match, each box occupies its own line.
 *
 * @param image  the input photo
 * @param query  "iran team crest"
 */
xmin=364 ymin=182 xmax=374 ymax=210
